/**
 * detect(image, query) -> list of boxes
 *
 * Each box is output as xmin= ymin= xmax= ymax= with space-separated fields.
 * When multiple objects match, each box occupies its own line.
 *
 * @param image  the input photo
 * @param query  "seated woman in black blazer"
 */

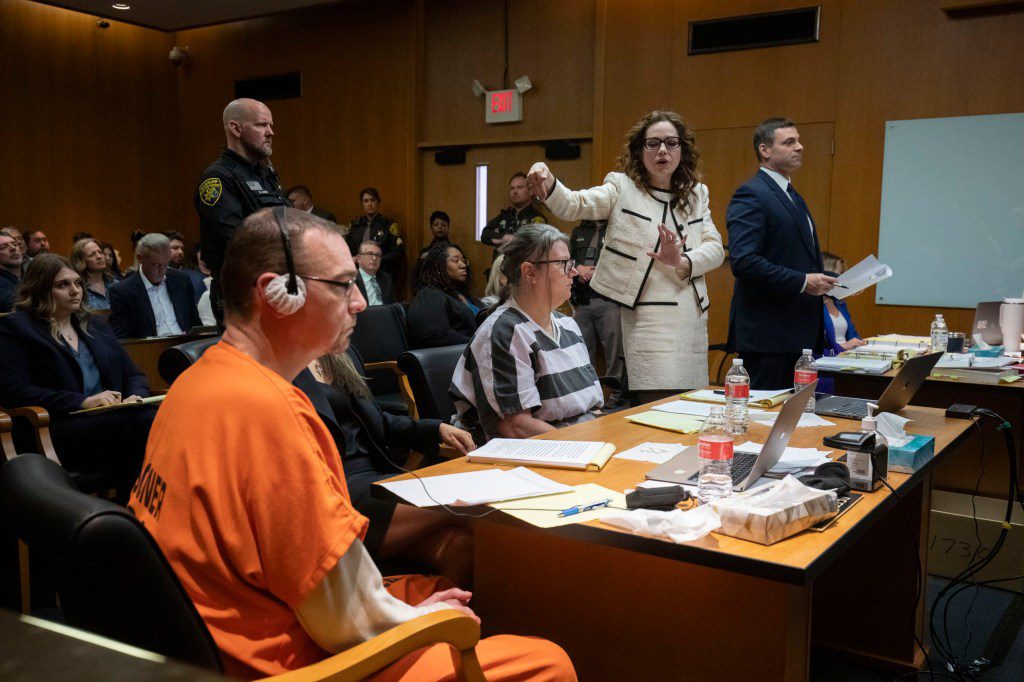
xmin=0 ymin=254 xmax=155 ymax=494
xmin=406 ymin=242 xmax=483 ymax=348
xmin=294 ymin=352 xmax=476 ymax=585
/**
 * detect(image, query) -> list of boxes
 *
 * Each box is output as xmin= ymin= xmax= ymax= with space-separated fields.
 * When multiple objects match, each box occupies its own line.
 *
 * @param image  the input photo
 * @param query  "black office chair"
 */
xmin=0 ymin=454 xmax=223 ymax=672
xmin=708 ymin=342 xmax=736 ymax=387
xmin=350 ymin=303 xmax=415 ymax=417
xmin=397 ymin=344 xmax=466 ymax=421
xmin=157 ymin=335 xmax=221 ymax=386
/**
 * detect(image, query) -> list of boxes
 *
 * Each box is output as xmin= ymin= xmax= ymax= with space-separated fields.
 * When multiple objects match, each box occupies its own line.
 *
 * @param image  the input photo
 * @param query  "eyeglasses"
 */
xmin=298 ymin=274 xmax=358 ymax=298
xmin=447 ymin=256 xmax=469 ymax=266
xmin=643 ymin=137 xmax=681 ymax=151
xmin=530 ymin=258 xmax=577 ymax=275
xmin=357 ymin=252 xmax=382 ymax=260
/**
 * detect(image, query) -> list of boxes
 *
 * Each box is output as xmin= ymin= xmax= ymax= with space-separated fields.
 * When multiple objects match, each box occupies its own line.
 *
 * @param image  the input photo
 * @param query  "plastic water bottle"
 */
xmin=724 ymin=358 xmax=750 ymax=435
xmin=697 ymin=406 xmax=734 ymax=504
xmin=930 ymin=314 xmax=949 ymax=353
xmin=794 ymin=349 xmax=818 ymax=413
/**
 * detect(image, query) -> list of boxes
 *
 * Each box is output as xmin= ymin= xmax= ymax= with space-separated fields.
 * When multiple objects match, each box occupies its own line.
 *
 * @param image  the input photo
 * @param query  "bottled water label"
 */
xmin=795 ymin=369 xmax=817 ymax=384
xmin=698 ymin=435 xmax=734 ymax=460
xmin=725 ymin=382 xmax=749 ymax=398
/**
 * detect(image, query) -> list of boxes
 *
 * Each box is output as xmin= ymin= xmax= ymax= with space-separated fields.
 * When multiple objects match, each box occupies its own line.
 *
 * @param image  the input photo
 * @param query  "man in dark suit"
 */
xmin=109 ymin=233 xmax=201 ymax=339
xmin=726 ymin=117 xmax=836 ymax=389
xmin=286 ymin=184 xmax=337 ymax=223
xmin=353 ymin=240 xmax=395 ymax=305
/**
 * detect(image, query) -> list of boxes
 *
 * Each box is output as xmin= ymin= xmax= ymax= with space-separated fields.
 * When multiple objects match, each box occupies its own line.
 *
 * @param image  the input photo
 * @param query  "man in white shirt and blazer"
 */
xmin=110 ymin=233 xmax=201 ymax=338
xmin=353 ymin=240 xmax=394 ymax=306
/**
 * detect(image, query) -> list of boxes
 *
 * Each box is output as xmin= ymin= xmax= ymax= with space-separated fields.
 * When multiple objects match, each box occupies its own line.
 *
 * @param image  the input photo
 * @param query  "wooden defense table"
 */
xmin=827 ymin=369 xmax=1024 ymax=499
xmin=378 ymin=399 xmax=974 ymax=680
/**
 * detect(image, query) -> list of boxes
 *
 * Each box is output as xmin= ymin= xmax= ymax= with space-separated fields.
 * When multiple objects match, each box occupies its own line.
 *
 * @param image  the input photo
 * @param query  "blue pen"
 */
xmin=558 ymin=498 xmax=612 ymax=517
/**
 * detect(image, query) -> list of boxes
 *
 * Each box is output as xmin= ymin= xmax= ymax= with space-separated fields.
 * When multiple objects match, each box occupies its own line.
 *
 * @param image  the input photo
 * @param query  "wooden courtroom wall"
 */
xmin=0 ymin=0 xmax=179 ymax=264
xmin=596 ymin=0 xmax=1024 ymax=343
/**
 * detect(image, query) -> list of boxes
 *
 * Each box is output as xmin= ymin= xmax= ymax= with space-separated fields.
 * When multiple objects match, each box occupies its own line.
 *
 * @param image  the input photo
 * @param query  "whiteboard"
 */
xmin=875 ymin=113 xmax=1024 ymax=308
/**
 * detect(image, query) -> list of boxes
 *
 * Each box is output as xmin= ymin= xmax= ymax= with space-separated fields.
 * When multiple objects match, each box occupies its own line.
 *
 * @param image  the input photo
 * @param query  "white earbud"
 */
xmin=264 ymin=275 xmax=307 ymax=315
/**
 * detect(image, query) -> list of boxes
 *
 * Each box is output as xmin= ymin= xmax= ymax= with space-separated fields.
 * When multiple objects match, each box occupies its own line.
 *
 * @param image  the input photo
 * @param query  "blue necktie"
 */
xmin=787 ymin=183 xmax=813 ymax=238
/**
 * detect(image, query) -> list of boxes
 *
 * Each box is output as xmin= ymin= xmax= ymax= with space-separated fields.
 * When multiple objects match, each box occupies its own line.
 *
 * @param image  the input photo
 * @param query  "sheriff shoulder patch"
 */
xmin=531 ymin=216 xmax=544 ymax=223
xmin=199 ymin=177 xmax=223 ymax=206
xmin=389 ymin=223 xmax=400 ymax=236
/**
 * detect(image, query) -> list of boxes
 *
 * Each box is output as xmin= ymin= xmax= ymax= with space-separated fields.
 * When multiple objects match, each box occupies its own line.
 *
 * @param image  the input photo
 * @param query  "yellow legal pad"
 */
xmin=490 ymin=484 xmax=626 ymax=528
xmin=626 ymin=410 xmax=703 ymax=434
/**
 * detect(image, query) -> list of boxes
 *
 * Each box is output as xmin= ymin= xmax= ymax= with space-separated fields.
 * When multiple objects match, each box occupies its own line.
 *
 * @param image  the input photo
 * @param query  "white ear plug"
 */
xmin=264 ymin=275 xmax=307 ymax=315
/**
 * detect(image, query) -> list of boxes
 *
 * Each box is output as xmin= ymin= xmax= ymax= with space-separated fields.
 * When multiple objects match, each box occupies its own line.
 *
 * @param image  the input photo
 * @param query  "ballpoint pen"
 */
xmin=558 ymin=499 xmax=612 ymax=517
xmin=832 ymin=284 xmax=849 ymax=289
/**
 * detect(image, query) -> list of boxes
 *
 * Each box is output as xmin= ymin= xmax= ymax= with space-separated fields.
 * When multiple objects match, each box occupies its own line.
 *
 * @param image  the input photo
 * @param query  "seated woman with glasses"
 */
xmin=406 ymin=242 xmax=483 ymax=348
xmin=0 ymin=254 xmax=155 ymax=496
xmin=527 ymin=110 xmax=725 ymax=404
xmin=822 ymin=251 xmax=866 ymax=355
xmin=450 ymin=224 xmax=604 ymax=442
xmin=71 ymin=237 xmax=115 ymax=311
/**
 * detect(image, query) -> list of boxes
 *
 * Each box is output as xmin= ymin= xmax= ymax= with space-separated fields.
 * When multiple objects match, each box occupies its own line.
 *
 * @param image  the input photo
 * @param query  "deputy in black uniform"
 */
xmin=570 ymin=219 xmax=625 ymax=406
xmin=345 ymin=187 xmax=403 ymax=281
xmin=480 ymin=172 xmax=546 ymax=260
xmin=195 ymin=98 xmax=291 ymax=324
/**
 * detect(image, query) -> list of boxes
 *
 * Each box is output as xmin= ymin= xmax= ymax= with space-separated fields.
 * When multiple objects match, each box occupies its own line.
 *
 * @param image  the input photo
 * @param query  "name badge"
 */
xmin=246 ymin=180 xmax=263 ymax=191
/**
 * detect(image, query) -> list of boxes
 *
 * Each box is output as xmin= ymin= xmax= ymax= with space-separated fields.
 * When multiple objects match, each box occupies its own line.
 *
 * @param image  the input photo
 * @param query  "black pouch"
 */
xmin=625 ymin=485 xmax=692 ymax=511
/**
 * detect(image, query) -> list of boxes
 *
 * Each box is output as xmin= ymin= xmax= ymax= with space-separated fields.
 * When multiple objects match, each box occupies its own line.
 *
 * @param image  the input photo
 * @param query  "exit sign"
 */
xmin=485 ymin=88 xmax=522 ymax=123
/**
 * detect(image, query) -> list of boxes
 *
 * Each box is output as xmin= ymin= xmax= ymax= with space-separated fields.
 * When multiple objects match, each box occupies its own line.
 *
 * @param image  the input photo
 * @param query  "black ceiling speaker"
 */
xmin=689 ymin=6 xmax=820 ymax=55
xmin=544 ymin=140 xmax=581 ymax=161
xmin=235 ymin=72 xmax=302 ymax=101
xmin=434 ymin=147 xmax=468 ymax=166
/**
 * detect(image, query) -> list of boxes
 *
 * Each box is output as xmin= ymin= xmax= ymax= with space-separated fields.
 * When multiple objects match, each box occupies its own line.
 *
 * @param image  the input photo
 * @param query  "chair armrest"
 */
xmin=8 ymin=407 xmax=61 ymax=464
xmin=362 ymin=360 xmax=403 ymax=377
xmin=363 ymin=361 xmax=419 ymax=420
xmin=264 ymin=610 xmax=485 ymax=682
xmin=1 ymin=411 xmax=16 ymax=463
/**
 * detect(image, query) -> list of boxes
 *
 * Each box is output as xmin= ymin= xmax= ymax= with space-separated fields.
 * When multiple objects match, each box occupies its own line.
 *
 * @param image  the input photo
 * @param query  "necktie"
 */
xmin=787 ymin=183 xmax=814 ymax=239
xmin=371 ymin=276 xmax=383 ymax=303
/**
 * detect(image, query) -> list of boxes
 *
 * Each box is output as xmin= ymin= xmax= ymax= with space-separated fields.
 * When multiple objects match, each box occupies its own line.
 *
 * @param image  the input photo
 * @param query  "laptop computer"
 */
xmin=814 ymin=351 xmax=943 ymax=420
xmin=972 ymin=301 xmax=1003 ymax=346
xmin=644 ymin=381 xmax=816 ymax=492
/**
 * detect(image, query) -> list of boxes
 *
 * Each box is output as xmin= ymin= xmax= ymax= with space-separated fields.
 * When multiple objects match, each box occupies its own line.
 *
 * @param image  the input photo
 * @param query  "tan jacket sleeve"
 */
xmin=543 ymin=173 xmax=620 ymax=222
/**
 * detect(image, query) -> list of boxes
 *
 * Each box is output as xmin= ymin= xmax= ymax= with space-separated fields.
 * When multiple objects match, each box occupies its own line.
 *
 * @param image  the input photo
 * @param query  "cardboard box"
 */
xmin=929 ymin=491 xmax=1024 ymax=592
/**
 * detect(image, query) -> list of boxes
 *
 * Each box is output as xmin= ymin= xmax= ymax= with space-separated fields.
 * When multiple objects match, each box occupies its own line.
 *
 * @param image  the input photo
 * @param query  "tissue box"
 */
xmin=969 ymin=345 xmax=1003 ymax=358
xmin=710 ymin=476 xmax=838 ymax=545
xmin=887 ymin=435 xmax=934 ymax=474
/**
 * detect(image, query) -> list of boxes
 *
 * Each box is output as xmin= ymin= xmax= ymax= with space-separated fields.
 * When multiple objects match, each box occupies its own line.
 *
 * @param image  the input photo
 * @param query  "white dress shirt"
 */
xmin=359 ymin=268 xmax=383 ymax=306
xmin=141 ymin=271 xmax=183 ymax=336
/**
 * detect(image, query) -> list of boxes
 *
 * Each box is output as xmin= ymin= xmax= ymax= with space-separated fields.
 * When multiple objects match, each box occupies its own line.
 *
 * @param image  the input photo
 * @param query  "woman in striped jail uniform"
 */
xmin=528 ymin=110 xmax=725 ymax=402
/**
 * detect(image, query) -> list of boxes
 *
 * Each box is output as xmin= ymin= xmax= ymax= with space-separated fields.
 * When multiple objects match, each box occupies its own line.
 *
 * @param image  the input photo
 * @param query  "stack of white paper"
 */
xmin=832 ymin=254 xmax=892 ymax=300
xmin=750 ymin=411 xmax=836 ymax=428
xmin=379 ymin=467 xmax=571 ymax=507
xmin=735 ymin=441 xmax=832 ymax=470
xmin=815 ymin=356 xmax=892 ymax=374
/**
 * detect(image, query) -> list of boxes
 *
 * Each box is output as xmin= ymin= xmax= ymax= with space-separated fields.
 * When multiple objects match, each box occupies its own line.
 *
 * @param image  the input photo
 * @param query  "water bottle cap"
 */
xmin=937 ymin=314 xmax=944 ymax=319
xmin=710 ymin=405 xmax=724 ymax=414
xmin=732 ymin=358 xmax=743 ymax=366
xmin=802 ymin=348 xmax=812 ymax=355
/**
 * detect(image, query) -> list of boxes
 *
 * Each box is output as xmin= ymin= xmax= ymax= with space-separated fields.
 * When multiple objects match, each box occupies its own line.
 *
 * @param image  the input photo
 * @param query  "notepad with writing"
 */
xmin=70 ymin=394 xmax=165 ymax=416
xmin=681 ymin=388 xmax=792 ymax=408
xmin=467 ymin=438 xmax=616 ymax=471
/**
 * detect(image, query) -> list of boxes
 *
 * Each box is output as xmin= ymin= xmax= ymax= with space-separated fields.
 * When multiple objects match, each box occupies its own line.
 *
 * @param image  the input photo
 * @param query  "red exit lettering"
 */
xmin=491 ymin=91 xmax=512 ymax=113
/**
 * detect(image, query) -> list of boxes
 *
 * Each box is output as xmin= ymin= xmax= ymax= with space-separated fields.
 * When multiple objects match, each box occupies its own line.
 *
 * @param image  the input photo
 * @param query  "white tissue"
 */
xmin=599 ymin=505 xmax=721 ymax=544
xmin=876 ymin=412 xmax=914 ymax=447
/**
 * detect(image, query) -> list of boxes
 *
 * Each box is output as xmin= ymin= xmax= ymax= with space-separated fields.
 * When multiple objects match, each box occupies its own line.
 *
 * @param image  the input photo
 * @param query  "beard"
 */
xmin=242 ymin=137 xmax=272 ymax=160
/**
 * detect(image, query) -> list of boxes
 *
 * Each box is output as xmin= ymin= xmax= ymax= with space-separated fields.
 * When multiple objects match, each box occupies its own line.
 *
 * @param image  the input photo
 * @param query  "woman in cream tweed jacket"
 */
xmin=528 ymin=111 xmax=725 ymax=399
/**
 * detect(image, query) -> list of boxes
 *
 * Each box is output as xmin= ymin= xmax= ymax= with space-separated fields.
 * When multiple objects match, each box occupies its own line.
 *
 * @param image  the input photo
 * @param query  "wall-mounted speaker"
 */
xmin=544 ymin=140 xmax=581 ymax=161
xmin=235 ymin=72 xmax=302 ymax=101
xmin=689 ymin=6 xmax=820 ymax=56
xmin=434 ymin=147 xmax=467 ymax=165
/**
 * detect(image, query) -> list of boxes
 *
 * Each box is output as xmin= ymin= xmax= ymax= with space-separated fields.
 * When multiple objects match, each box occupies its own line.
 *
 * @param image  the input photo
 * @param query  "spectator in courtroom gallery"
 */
xmin=353 ymin=240 xmax=394 ymax=306
xmin=286 ymin=184 xmax=337 ymax=223
xmin=2 ymin=227 xmax=29 ymax=275
xmin=24 ymin=229 xmax=50 ymax=258
xmin=165 ymin=230 xmax=207 ymax=303
xmin=196 ymin=98 xmax=292 ymax=324
xmin=99 ymin=241 xmax=124 ymax=281
xmin=126 ymin=207 xmax=575 ymax=680
xmin=0 ymin=254 xmax=155 ymax=496
xmin=71 ymin=238 xmax=115 ymax=311
xmin=450 ymin=224 xmax=603 ymax=443
xmin=346 ymin=187 xmax=404 ymax=282
xmin=109 ymin=233 xmax=201 ymax=339
xmin=407 ymin=242 xmax=482 ymax=349
xmin=726 ymin=117 xmax=833 ymax=389
xmin=480 ymin=172 xmax=546 ymax=260
xmin=194 ymin=245 xmax=217 ymax=327
xmin=419 ymin=210 xmax=451 ymax=258
xmin=0 ymin=231 xmax=24 ymax=312
xmin=294 ymin=351 xmax=477 ymax=586
xmin=480 ymin=252 xmax=507 ymax=309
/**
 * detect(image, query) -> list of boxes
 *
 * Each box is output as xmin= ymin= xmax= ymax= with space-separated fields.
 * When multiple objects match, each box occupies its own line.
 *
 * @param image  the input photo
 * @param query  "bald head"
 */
xmin=223 ymin=98 xmax=275 ymax=162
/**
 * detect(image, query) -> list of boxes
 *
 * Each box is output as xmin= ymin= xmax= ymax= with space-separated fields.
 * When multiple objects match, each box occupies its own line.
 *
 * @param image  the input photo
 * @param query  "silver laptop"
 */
xmin=814 ymin=351 xmax=943 ymax=420
xmin=644 ymin=381 xmax=816 ymax=492
xmin=972 ymin=301 xmax=1003 ymax=346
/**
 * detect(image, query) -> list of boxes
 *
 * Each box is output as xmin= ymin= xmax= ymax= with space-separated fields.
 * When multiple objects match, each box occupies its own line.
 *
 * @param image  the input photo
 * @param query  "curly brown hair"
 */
xmin=616 ymin=110 xmax=700 ymax=213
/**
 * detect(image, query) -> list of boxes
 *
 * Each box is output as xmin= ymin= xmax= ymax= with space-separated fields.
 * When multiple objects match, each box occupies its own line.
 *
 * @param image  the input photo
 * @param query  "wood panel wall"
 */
xmin=0 ymin=0 xmax=178 ymax=263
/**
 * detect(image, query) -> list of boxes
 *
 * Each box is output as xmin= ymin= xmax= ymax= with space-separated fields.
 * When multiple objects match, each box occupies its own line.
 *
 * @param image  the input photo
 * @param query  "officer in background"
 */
xmin=194 ymin=98 xmax=291 ymax=324
xmin=346 ymin=187 xmax=404 ymax=284
xmin=480 ymin=172 xmax=546 ymax=260
xmin=570 ymin=219 xmax=625 ymax=407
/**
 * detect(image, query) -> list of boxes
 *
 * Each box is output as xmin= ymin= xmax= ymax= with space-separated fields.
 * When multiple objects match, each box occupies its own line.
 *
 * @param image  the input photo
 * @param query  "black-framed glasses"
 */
xmin=530 ymin=258 xmax=577 ymax=275
xmin=643 ymin=136 xmax=681 ymax=151
xmin=357 ymin=252 xmax=382 ymax=260
xmin=298 ymin=274 xmax=358 ymax=297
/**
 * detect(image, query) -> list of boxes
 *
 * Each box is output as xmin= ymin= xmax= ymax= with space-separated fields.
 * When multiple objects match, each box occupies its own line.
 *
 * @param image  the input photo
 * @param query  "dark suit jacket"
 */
xmin=311 ymin=206 xmax=338 ymax=223
xmin=726 ymin=169 xmax=825 ymax=354
xmin=407 ymin=286 xmax=480 ymax=349
xmin=109 ymin=270 xmax=201 ymax=339
xmin=0 ymin=311 xmax=149 ymax=416
xmin=354 ymin=269 xmax=395 ymax=305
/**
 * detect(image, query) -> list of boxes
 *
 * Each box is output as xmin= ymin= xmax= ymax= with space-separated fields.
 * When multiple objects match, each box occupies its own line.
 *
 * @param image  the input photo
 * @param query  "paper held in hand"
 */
xmin=467 ymin=438 xmax=616 ymax=471
xmin=70 ymin=394 xmax=165 ymax=416
xmin=832 ymin=254 xmax=892 ymax=300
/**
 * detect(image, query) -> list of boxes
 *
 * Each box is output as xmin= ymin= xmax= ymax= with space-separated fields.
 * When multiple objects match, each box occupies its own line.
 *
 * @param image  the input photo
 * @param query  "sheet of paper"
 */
xmin=614 ymin=442 xmax=686 ymax=464
xmin=491 ymin=484 xmax=626 ymax=528
xmin=833 ymin=254 xmax=892 ymax=300
xmin=815 ymin=356 xmax=892 ymax=374
xmin=653 ymin=400 xmax=765 ymax=418
xmin=379 ymin=467 xmax=571 ymax=507
xmin=734 ymin=441 xmax=832 ymax=470
xmin=749 ymin=411 xmax=836 ymax=428
xmin=469 ymin=438 xmax=606 ymax=466
xmin=626 ymin=411 xmax=703 ymax=434
xmin=683 ymin=388 xmax=791 ymax=404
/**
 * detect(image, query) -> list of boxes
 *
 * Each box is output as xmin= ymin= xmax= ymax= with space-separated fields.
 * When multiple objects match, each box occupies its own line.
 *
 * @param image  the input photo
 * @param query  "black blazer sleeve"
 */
xmin=363 ymin=396 xmax=442 ymax=459
xmin=379 ymin=271 xmax=395 ymax=304
xmin=107 ymin=278 xmax=137 ymax=339
xmin=89 ymin=317 xmax=151 ymax=399
xmin=0 ymin=313 xmax=87 ymax=414
xmin=407 ymin=288 xmax=475 ymax=349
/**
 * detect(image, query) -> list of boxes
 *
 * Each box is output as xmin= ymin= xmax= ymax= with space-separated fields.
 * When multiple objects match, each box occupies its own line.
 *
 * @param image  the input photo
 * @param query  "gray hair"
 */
xmin=490 ymin=223 xmax=569 ymax=311
xmin=135 ymin=233 xmax=171 ymax=258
